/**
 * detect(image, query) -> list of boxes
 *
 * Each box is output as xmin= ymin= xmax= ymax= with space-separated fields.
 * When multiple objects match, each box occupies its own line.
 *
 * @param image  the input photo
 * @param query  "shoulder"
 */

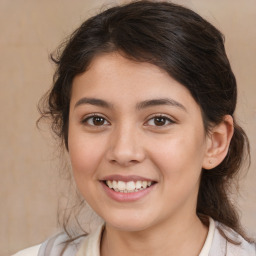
xmin=12 ymin=245 xmax=41 ymax=256
xmin=210 ymin=221 xmax=256 ymax=256
xmin=12 ymin=232 xmax=86 ymax=256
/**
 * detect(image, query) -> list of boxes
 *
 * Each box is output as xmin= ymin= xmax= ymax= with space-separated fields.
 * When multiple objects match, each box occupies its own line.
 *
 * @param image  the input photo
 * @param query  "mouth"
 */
xmin=103 ymin=180 xmax=155 ymax=193
xmin=100 ymin=175 xmax=157 ymax=201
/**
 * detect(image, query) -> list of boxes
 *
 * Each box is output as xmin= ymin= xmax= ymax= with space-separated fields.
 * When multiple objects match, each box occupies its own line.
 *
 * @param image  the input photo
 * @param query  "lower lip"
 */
xmin=101 ymin=182 xmax=156 ymax=202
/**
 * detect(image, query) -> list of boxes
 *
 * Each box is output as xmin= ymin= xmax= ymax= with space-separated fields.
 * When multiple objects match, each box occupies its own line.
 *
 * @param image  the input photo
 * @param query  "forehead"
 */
xmin=70 ymin=52 xmax=198 ymax=112
xmin=78 ymin=52 xmax=168 ymax=86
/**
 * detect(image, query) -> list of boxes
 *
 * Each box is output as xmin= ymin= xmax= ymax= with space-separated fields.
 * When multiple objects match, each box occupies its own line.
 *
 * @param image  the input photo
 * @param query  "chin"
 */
xmin=104 ymin=213 xmax=155 ymax=232
xmin=109 ymin=222 xmax=150 ymax=232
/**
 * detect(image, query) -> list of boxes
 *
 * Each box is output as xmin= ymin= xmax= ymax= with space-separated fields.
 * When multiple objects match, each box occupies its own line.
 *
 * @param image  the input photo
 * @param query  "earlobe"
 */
xmin=203 ymin=115 xmax=234 ymax=170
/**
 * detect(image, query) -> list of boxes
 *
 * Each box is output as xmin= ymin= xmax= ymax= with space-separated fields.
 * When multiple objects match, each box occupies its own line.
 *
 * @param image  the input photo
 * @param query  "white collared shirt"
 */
xmin=13 ymin=218 xmax=256 ymax=256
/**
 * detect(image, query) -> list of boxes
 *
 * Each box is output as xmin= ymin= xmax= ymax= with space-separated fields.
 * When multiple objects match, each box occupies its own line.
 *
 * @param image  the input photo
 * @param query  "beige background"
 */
xmin=0 ymin=0 xmax=255 ymax=255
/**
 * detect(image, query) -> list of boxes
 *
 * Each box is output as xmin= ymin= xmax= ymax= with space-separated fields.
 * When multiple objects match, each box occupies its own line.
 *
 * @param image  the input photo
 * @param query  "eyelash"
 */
xmin=81 ymin=113 xmax=175 ymax=128
xmin=146 ymin=114 xmax=175 ymax=127
xmin=81 ymin=114 xmax=110 ymax=127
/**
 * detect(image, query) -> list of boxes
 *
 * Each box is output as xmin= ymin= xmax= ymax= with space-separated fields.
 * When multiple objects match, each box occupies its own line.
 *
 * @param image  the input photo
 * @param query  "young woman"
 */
xmin=14 ymin=1 xmax=255 ymax=255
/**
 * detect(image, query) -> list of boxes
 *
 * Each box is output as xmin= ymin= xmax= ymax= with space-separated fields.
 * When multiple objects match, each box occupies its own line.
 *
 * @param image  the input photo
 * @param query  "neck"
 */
xmin=100 ymin=214 xmax=208 ymax=256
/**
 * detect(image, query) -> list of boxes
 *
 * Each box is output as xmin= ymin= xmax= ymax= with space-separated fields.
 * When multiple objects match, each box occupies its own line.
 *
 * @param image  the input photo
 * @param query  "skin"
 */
xmin=68 ymin=52 xmax=233 ymax=256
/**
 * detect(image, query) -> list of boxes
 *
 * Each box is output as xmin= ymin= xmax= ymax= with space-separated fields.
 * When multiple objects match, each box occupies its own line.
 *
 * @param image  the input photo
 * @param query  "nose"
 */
xmin=106 ymin=123 xmax=146 ymax=167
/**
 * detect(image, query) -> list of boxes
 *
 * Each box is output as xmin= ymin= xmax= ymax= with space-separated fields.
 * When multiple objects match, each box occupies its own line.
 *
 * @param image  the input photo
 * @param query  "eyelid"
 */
xmin=81 ymin=113 xmax=110 ymax=126
xmin=144 ymin=114 xmax=176 ymax=127
xmin=80 ymin=113 xmax=176 ymax=127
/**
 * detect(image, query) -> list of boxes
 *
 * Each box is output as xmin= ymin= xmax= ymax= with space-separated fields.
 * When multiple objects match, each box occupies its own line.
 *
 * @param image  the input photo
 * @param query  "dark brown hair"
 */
xmin=39 ymin=0 xmax=250 ymax=240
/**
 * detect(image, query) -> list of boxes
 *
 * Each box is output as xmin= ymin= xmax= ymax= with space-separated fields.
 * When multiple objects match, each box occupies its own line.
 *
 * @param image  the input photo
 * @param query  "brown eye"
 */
xmin=82 ymin=115 xmax=109 ymax=126
xmin=154 ymin=117 xmax=167 ymax=126
xmin=146 ymin=115 xmax=175 ymax=127
xmin=92 ymin=116 xmax=105 ymax=126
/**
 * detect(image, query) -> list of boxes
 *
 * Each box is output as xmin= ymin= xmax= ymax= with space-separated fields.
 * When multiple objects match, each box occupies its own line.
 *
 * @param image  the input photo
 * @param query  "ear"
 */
xmin=203 ymin=115 xmax=234 ymax=170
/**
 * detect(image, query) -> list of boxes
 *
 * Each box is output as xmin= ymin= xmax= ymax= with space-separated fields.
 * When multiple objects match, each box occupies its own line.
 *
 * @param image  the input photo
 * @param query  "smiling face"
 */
xmin=68 ymin=52 xmax=211 ymax=232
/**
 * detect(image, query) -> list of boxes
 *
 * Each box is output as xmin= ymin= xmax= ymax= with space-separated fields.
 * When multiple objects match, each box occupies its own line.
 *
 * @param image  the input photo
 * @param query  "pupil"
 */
xmin=93 ymin=117 xmax=104 ymax=125
xmin=154 ymin=117 xmax=165 ymax=126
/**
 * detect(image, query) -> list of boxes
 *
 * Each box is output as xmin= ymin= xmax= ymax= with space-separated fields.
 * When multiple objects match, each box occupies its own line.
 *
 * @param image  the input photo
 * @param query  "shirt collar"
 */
xmin=76 ymin=217 xmax=215 ymax=256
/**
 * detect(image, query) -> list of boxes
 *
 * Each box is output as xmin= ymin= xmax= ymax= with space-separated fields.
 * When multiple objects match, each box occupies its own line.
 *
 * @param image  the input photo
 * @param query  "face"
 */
xmin=68 ymin=52 xmax=210 ymax=232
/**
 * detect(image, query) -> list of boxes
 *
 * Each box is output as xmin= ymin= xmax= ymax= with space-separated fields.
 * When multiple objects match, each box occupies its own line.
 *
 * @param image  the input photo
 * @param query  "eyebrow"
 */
xmin=75 ymin=98 xmax=113 ymax=109
xmin=74 ymin=97 xmax=187 ymax=112
xmin=136 ymin=98 xmax=187 ymax=111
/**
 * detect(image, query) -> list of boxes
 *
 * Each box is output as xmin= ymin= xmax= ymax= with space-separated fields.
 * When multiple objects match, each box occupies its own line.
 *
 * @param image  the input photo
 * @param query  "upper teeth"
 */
xmin=106 ymin=180 xmax=152 ymax=193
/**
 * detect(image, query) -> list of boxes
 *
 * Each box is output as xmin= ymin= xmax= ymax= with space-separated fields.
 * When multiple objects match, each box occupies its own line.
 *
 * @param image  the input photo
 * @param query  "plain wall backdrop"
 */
xmin=1 ymin=0 xmax=255 ymax=255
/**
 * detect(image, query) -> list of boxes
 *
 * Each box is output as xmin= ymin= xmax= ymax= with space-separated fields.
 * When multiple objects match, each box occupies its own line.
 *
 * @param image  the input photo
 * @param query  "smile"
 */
xmin=105 ymin=180 xmax=153 ymax=193
xmin=101 ymin=175 xmax=157 ymax=202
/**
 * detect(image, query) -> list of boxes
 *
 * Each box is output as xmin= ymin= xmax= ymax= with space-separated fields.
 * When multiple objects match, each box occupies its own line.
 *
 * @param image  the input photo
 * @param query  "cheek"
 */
xmin=68 ymin=133 xmax=106 ymax=178
xmin=149 ymin=133 xmax=205 ymax=181
xmin=149 ymin=138 xmax=204 ymax=209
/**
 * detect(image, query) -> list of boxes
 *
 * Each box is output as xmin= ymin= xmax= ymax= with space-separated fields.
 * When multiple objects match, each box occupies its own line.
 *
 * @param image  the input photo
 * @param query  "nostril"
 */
xmin=109 ymin=158 xmax=140 ymax=167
